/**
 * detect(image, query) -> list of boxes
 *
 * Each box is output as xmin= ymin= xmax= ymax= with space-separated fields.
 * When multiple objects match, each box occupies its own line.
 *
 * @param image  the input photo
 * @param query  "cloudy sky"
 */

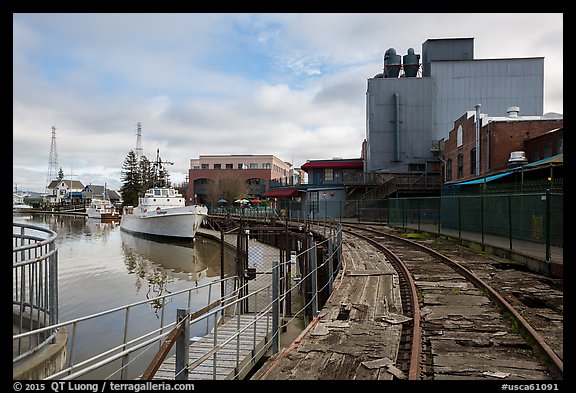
xmin=13 ymin=13 xmax=563 ymax=193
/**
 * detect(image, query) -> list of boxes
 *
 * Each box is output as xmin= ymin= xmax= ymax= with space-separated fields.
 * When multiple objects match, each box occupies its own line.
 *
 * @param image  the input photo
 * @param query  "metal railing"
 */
xmin=14 ymin=220 xmax=343 ymax=380
xmin=13 ymin=223 xmax=59 ymax=363
xmin=168 ymin=222 xmax=344 ymax=380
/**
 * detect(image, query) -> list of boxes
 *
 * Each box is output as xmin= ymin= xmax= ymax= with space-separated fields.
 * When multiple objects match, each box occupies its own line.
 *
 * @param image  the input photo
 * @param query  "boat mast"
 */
xmin=154 ymin=148 xmax=174 ymax=188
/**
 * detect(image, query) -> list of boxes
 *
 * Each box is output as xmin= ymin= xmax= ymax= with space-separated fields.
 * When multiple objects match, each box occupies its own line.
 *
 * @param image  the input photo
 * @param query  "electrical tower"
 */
xmin=135 ymin=122 xmax=143 ymax=161
xmin=45 ymin=126 xmax=59 ymax=192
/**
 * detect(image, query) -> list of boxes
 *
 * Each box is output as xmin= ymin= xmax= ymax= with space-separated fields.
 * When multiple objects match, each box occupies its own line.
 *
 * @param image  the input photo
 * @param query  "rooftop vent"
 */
xmin=508 ymin=151 xmax=527 ymax=166
xmin=507 ymin=106 xmax=520 ymax=117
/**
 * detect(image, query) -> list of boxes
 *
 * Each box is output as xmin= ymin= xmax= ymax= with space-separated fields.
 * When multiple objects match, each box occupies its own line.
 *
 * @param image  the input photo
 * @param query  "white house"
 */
xmin=46 ymin=179 xmax=85 ymax=204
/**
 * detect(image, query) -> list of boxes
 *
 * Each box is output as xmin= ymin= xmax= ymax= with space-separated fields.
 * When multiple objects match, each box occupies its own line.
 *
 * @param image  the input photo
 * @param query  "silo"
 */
xmin=384 ymin=48 xmax=401 ymax=78
xmin=403 ymin=48 xmax=420 ymax=77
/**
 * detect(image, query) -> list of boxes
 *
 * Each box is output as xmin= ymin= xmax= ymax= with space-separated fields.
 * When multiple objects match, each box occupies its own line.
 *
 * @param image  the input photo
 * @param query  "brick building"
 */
xmin=188 ymin=154 xmax=295 ymax=204
xmin=441 ymin=107 xmax=563 ymax=184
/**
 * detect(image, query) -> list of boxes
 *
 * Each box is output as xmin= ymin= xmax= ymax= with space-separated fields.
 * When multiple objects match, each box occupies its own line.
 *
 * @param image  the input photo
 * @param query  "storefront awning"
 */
xmin=262 ymin=188 xmax=301 ymax=198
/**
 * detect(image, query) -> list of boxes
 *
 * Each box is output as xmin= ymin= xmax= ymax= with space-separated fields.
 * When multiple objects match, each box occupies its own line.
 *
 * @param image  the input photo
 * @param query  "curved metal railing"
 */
xmin=13 ymin=222 xmax=59 ymax=363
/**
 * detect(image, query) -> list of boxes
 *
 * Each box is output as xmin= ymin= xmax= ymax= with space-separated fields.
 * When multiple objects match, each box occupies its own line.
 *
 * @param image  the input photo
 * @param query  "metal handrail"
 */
xmin=13 ymin=223 xmax=59 ymax=363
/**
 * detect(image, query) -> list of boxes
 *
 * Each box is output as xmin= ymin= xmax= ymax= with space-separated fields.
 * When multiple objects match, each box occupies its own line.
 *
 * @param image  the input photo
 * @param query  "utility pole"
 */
xmin=45 ymin=126 xmax=59 ymax=200
xmin=135 ymin=122 xmax=143 ymax=161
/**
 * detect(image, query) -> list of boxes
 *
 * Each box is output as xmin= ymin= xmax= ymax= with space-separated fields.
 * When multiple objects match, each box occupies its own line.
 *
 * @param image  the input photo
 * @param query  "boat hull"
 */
xmin=87 ymin=211 xmax=120 ymax=219
xmin=120 ymin=206 xmax=207 ymax=239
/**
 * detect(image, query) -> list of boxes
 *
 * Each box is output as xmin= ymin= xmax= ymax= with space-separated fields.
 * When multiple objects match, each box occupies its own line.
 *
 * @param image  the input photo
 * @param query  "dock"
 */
xmin=151 ymin=226 xmax=282 ymax=380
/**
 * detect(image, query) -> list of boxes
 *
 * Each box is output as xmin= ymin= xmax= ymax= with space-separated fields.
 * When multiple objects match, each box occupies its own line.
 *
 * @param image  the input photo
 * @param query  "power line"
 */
xmin=45 ymin=126 xmax=59 ymax=193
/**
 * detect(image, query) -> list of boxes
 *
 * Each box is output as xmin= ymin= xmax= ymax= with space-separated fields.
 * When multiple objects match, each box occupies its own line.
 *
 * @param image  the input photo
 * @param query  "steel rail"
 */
xmin=343 ymin=223 xmax=563 ymax=379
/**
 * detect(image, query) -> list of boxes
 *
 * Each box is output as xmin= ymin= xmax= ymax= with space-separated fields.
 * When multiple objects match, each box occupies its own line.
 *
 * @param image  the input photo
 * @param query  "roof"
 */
xmin=454 ymin=153 xmax=563 ymax=186
xmin=301 ymin=159 xmax=363 ymax=171
xmin=262 ymin=188 xmax=301 ymax=198
xmin=47 ymin=179 xmax=85 ymax=189
xmin=455 ymin=171 xmax=513 ymax=186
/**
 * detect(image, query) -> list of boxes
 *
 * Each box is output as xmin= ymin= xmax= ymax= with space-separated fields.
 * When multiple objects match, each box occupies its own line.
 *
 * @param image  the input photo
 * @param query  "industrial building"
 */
xmin=365 ymin=37 xmax=546 ymax=183
xmin=441 ymin=106 xmax=563 ymax=184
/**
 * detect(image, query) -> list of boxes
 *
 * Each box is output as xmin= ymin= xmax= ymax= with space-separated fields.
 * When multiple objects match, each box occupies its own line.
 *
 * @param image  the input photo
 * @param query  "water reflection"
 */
xmin=120 ymin=231 xmax=236 ymax=309
xmin=85 ymin=218 xmax=120 ymax=238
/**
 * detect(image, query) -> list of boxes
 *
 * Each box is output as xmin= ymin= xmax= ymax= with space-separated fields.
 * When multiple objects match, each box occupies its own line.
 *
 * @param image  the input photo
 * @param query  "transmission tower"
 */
xmin=135 ymin=122 xmax=143 ymax=161
xmin=45 ymin=126 xmax=59 ymax=192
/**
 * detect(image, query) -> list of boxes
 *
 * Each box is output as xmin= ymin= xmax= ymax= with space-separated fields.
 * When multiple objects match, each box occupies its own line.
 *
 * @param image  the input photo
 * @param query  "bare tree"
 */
xmin=205 ymin=175 xmax=247 ymax=206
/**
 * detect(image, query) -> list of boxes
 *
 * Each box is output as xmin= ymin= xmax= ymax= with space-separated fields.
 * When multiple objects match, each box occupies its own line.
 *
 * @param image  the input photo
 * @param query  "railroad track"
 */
xmin=341 ymin=223 xmax=563 ymax=380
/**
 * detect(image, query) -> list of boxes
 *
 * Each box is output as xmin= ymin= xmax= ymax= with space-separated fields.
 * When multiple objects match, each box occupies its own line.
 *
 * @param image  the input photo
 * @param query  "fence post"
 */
xmin=309 ymin=232 xmax=318 ymax=318
xmin=221 ymin=230 xmax=225 ymax=299
xmin=437 ymin=196 xmax=441 ymax=236
xmin=272 ymin=259 xmax=280 ymax=354
xmin=175 ymin=308 xmax=189 ymax=381
xmin=328 ymin=226 xmax=334 ymax=295
xmin=508 ymin=194 xmax=513 ymax=251
xmin=481 ymin=194 xmax=484 ymax=247
xmin=545 ymin=189 xmax=551 ymax=262
xmin=458 ymin=196 xmax=462 ymax=240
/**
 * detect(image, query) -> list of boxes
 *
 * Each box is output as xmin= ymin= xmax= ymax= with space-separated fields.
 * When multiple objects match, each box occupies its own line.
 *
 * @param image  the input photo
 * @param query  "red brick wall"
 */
xmin=442 ymin=117 xmax=563 ymax=183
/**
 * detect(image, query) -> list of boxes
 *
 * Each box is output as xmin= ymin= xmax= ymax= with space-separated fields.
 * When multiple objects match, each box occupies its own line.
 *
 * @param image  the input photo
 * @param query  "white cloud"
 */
xmin=13 ymin=13 xmax=563 ymax=193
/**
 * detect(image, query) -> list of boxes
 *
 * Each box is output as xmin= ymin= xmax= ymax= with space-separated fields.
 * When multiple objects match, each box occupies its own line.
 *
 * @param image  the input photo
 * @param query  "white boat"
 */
xmin=13 ymin=190 xmax=33 ymax=212
xmin=87 ymin=198 xmax=120 ymax=220
xmin=13 ymin=202 xmax=34 ymax=213
xmin=120 ymin=186 xmax=208 ymax=240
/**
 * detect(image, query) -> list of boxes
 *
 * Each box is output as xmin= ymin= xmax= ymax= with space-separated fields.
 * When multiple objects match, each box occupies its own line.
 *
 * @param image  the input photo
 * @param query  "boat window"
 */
xmin=154 ymin=189 xmax=161 ymax=196
xmin=162 ymin=190 xmax=168 ymax=196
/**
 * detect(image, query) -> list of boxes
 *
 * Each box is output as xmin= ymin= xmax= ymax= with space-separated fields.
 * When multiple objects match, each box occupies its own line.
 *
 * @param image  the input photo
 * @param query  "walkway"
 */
xmin=152 ymin=227 xmax=281 ymax=380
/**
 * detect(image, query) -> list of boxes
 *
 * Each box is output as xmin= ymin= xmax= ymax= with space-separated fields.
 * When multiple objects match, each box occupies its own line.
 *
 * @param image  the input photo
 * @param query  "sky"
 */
xmin=13 ymin=13 xmax=563 ymax=194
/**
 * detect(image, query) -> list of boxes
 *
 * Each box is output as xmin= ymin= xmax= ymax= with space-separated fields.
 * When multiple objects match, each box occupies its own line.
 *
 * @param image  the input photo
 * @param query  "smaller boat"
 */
xmin=13 ymin=202 xmax=34 ymax=213
xmin=87 ymin=198 xmax=120 ymax=219
xmin=13 ymin=187 xmax=33 ymax=213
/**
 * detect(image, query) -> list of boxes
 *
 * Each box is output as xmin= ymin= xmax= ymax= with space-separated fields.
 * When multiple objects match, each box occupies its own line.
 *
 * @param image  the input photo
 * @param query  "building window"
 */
xmin=193 ymin=165 xmax=200 ymax=169
xmin=470 ymin=148 xmax=477 ymax=175
xmin=250 ymin=163 xmax=258 ymax=169
xmin=457 ymin=125 xmax=463 ymax=147
xmin=213 ymin=164 xmax=221 ymax=169
xmin=324 ymin=168 xmax=334 ymax=181
xmin=543 ymin=142 xmax=552 ymax=158
xmin=201 ymin=164 xmax=209 ymax=169
xmin=262 ymin=163 xmax=271 ymax=169
xmin=457 ymin=154 xmax=463 ymax=178
xmin=446 ymin=158 xmax=452 ymax=181
xmin=238 ymin=163 xmax=245 ymax=169
xmin=532 ymin=146 xmax=540 ymax=161
xmin=225 ymin=164 xmax=233 ymax=169
xmin=408 ymin=163 xmax=425 ymax=172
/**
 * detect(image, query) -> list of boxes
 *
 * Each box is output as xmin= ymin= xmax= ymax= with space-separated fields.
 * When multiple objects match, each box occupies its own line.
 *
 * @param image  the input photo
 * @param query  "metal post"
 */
xmin=417 ymin=199 xmax=421 ymax=231
xmin=120 ymin=308 xmax=130 ymax=379
xmin=337 ymin=225 xmax=342 ymax=270
xmin=480 ymin=194 xmax=484 ymax=247
xmin=272 ymin=259 xmax=280 ymax=354
xmin=221 ymin=230 xmax=225 ymax=299
xmin=545 ymin=189 xmax=551 ymax=262
xmin=309 ymin=234 xmax=318 ymax=318
xmin=508 ymin=194 xmax=513 ymax=251
xmin=328 ymin=232 xmax=334 ymax=295
xmin=458 ymin=196 xmax=462 ymax=240
xmin=175 ymin=308 xmax=189 ymax=381
xmin=437 ymin=196 xmax=441 ymax=236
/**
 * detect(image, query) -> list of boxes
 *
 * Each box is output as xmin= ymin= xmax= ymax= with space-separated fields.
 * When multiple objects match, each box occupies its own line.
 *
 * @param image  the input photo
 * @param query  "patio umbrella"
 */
xmin=250 ymin=199 xmax=261 ymax=203
xmin=217 ymin=199 xmax=227 ymax=203
xmin=240 ymin=199 xmax=250 ymax=204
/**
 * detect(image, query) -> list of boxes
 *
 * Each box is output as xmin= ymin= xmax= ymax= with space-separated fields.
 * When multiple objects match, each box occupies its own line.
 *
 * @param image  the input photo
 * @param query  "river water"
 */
xmin=12 ymin=212 xmax=237 ymax=379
